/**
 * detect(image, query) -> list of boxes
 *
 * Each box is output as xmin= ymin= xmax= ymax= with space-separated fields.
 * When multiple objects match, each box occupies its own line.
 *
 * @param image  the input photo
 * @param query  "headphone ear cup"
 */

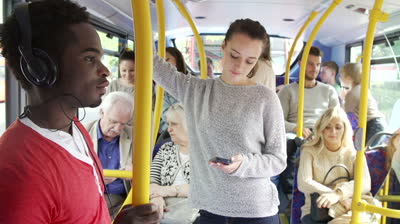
xmin=20 ymin=48 xmax=58 ymax=87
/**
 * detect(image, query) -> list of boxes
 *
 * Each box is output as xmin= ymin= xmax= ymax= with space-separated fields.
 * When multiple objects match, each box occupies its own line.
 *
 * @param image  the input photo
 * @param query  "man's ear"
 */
xmin=99 ymin=108 xmax=104 ymax=118
xmin=221 ymin=41 xmax=226 ymax=50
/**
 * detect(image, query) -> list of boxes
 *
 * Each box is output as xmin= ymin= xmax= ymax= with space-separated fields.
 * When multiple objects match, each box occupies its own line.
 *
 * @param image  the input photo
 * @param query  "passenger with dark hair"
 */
xmin=0 ymin=0 xmax=160 ymax=223
xmin=320 ymin=61 xmax=340 ymax=94
xmin=107 ymin=49 xmax=136 ymax=94
xmin=158 ymin=47 xmax=188 ymax=137
xmin=277 ymin=46 xmax=339 ymax=212
xmin=197 ymin=57 xmax=215 ymax=79
xmin=153 ymin=18 xmax=286 ymax=223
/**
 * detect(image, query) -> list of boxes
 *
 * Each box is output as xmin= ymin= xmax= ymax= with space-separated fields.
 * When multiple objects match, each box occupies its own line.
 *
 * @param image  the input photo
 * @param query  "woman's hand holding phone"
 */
xmin=209 ymin=154 xmax=243 ymax=174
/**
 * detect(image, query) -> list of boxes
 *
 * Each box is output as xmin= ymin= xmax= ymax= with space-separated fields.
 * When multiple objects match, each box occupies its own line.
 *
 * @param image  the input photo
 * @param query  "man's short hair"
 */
xmin=309 ymin=46 xmax=324 ymax=58
xmin=100 ymin=91 xmax=134 ymax=116
xmin=322 ymin=61 xmax=339 ymax=76
xmin=1 ymin=0 xmax=89 ymax=90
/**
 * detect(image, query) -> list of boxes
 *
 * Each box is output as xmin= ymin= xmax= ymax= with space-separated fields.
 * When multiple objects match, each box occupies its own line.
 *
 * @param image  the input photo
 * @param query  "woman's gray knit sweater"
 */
xmin=153 ymin=56 xmax=287 ymax=217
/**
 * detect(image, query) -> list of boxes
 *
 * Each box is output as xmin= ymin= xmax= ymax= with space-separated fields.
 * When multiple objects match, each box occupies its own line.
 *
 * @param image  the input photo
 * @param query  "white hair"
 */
xmin=166 ymin=103 xmax=185 ymax=125
xmin=100 ymin=91 xmax=134 ymax=116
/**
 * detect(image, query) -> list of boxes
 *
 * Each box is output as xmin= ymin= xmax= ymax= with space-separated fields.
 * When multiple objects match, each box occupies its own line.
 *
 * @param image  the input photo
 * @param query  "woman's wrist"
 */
xmin=335 ymin=188 xmax=343 ymax=200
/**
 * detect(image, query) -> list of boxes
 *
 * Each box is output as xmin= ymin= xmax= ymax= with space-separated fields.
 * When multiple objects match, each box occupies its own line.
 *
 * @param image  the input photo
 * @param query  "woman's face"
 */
xmin=167 ymin=112 xmax=188 ymax=146
xmin=221 ymin=32 xmax=263 ymax=85
xmin=119 ymin=60 xmax=135 ymax=84
xmin=322 ymin=118 xmax=345 ymax=150
xmin=166 ymin=52 xmax=177 ymax=68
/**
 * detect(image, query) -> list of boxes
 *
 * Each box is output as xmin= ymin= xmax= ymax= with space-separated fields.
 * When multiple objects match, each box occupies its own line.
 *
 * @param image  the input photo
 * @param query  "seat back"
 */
xmin=365 ymin=147 xmax=388 ymax=196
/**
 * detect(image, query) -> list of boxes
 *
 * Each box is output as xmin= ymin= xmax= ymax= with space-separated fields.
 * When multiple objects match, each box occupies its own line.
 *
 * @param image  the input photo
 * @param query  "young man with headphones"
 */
xmin=0 ymin=0 xmax=160 ymax=223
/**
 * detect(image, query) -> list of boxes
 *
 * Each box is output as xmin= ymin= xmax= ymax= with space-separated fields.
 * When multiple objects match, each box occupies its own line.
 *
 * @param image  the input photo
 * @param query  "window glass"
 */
xmin=370 ymin=63 xmax=400 ymax=131
xmin=175 ymin=35 xmax=303 ymax=75
xmin=371 ymin=40 xmax=400 ymax=60
xmin=127 ymin=39 xmax=134 ymax=50
xmin=102 ymin=54 xmax=119 ymax=81
xmin=350 ymin=45 xmax=363 ymax=62
xmin=97 ymin=31 xmax=119 ymax=52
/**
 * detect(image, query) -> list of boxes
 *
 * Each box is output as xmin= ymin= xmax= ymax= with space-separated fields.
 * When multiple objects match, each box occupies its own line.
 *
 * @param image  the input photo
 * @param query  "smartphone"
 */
xmin=209 ymin=157 xmax=232 ymax=165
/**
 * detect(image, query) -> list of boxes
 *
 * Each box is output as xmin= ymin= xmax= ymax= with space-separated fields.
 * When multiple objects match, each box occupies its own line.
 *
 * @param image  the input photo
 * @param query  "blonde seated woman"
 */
xmin=150 ymin=104 xmax=198 ymax=224
xmin=298 ymin=106 xmax=379 ymax=224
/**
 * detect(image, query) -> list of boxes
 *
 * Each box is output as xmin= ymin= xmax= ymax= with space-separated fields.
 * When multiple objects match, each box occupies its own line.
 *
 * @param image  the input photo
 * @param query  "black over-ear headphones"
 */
xmin=14 ymin=3 xmax=58 ymax=87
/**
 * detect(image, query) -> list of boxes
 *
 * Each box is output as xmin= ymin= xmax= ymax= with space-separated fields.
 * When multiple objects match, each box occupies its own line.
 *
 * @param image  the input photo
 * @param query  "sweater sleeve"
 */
xmin=328 ymin=86 xmax=340 ymax=108
xmin=231 ymin=93 xmax=287 ymax=178
xmin=278 ymin=86 xmax=297 ymax=132
xmin=298 ymin=148 xmax=333 ymax=194
xmin=153 ymin=55 xmax=192 ymax=103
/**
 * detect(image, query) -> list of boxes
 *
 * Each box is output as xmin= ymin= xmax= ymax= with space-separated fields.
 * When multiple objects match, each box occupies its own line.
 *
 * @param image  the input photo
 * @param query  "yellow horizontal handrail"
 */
xmin=103 ymin=169 xmax=132 ymax=179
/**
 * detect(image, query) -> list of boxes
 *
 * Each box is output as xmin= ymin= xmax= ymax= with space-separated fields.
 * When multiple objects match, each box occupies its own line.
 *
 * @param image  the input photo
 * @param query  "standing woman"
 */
xmin=107 ymin=49 xmax=136 ymax=94
xmin=153 ymin=19 xmax=286 ymax=223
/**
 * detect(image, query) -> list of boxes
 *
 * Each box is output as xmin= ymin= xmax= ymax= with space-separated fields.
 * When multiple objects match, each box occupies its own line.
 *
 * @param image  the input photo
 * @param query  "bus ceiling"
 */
xmin=79 ymin=0 xmax=400 ymax=47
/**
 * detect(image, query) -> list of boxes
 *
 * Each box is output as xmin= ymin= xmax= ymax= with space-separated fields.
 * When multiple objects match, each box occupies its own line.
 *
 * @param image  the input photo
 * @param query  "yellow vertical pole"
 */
xmin=131 ymin=0 xmax=153 ymax=206
xmin=381 ymin=175 xmax=391 ymax=224
xmin=351 ymin=0 xmax=389 ymax=222
xmin=284 ymin=11 xmax=319 ymax=85
xmin=296 ymin=0 xmax=342 ymax=137
xmin=172 ymin=0 xmax=207 ymax=80
xmin=152 ymin=0 xmax=167 ymax=147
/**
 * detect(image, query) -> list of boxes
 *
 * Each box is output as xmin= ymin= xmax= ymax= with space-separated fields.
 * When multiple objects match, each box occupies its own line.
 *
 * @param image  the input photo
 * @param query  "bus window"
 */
xmin=350 ymin=45 xmax=362 ymax=62
xmin=370 ymin=63 xmax=400 ymax=131
xmin=97 ymin=31 xmax=119 ymax=80
xmin=175 ymin=35 xmax=303 ymax=76
xmin=174 ymin=35 xmax=224 ymax=74
xmin=370 ymin=37 xmax=400 ymax=131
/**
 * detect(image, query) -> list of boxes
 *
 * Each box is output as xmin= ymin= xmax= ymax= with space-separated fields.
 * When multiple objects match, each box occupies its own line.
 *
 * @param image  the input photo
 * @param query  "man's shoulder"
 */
xmin=83 ymin=119 xmax=99 ymax=131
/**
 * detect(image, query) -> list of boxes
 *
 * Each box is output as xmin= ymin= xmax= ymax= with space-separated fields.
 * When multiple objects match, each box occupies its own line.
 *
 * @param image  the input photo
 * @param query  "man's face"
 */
xmin=57 ymin=23 xmax=110 ymax=108
xmin=304 ymin=55 xmax=321 ymax=81
xmin=100 ymin=102 xmax=131 ymax=141
xmin=320 ymin=66 xmax=335 ymax=84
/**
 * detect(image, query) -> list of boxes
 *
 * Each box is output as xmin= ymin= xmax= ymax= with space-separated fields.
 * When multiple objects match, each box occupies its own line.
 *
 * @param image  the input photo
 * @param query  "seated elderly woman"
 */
xmin=150 ymin=103 xmax=198 ymax=224
xmin=298 ymin=106 xmax=375 ymax=224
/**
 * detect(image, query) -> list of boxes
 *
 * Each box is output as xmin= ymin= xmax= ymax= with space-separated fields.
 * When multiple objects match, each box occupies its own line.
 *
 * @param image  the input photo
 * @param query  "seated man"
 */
xmin=85 ymin=91 xmax=134 ymax=218
xmin=320 ymin=60 xmax=341 ymax=94
xmin=277 ymin=46 xmax=339 ymax=210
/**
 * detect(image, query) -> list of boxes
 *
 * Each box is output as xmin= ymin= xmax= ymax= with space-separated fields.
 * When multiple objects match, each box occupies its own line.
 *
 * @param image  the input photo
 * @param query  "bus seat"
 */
xmin=290 ymin=165 xmax=305 ymax=224
xmin=365 ymin=147 xmax=388 ymax=196
xmin=347 ymin=112 xmax=358 ymax=131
